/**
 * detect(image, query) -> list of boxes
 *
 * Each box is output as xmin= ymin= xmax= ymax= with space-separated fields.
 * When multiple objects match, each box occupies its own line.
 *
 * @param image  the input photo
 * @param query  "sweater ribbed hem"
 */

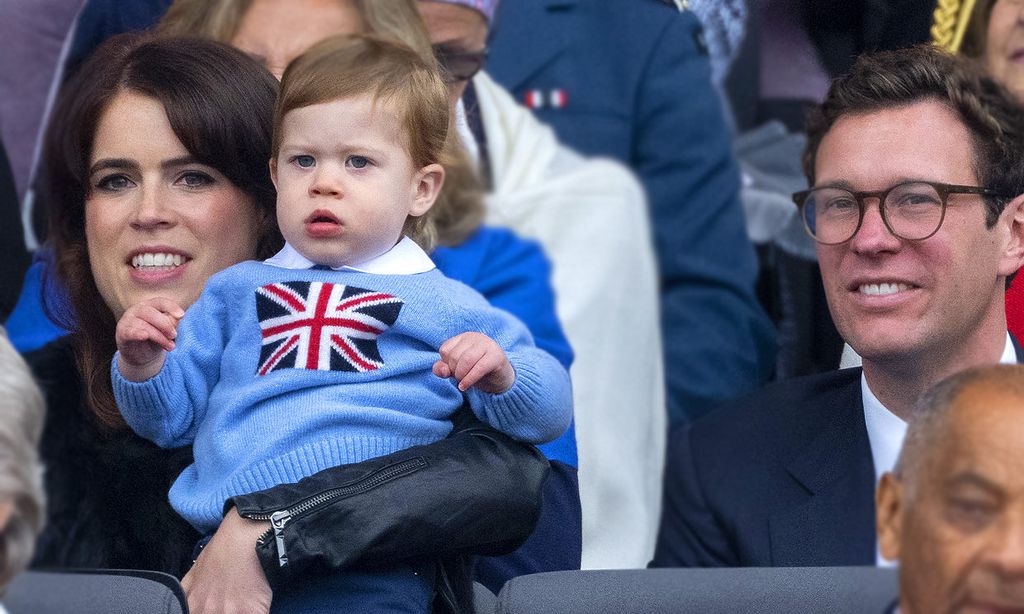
xmin=170 ymin=434 xmax=441 ymax=533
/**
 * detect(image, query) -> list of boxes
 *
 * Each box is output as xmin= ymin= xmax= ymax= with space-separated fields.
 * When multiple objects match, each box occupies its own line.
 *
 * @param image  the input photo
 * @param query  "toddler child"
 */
xmin=111 ymin=34 xmax=572 ymax=613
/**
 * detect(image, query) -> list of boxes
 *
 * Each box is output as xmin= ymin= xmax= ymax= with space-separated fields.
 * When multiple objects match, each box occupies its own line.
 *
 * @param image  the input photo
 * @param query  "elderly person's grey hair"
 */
xmin=893 ymin=363 xmax=1024 ymax=498
xmin=0 ymin=327 xmax=45 ymax=589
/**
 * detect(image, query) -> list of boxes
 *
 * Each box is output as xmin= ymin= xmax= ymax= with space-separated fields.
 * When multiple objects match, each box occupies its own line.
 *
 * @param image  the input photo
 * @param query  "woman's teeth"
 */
xmin=859 ymin=282 xmax=910 ymax=296
xmin=132 ymin=253 xmax=184 ymax=268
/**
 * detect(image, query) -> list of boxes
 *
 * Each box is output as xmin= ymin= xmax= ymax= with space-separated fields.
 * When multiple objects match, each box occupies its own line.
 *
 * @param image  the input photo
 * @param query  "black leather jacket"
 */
xmin=230 ymin=411 xmax=549 ymax=589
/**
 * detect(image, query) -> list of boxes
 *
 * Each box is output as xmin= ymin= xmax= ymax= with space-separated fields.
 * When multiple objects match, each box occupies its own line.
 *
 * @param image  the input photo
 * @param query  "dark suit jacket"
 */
xmin=653 ymin=339 xmax=1024 ymax=567
xmin=488 ymin=0 xmax=777 ymax=423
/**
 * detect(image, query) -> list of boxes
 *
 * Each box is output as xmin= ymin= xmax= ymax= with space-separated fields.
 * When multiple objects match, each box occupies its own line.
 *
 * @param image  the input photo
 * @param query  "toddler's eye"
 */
xmin=347 ymin=156 xmax=370 ymax=169
xmin=294 ymin=155 xmax=315 ymax=168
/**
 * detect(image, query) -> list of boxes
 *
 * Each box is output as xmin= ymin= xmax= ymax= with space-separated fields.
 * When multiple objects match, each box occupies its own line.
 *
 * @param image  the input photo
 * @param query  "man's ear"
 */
xmin=998 ymin=193 xmax=1024 ymax=278
xmin=269 ymin=157 xmax=279 ymax=191
xmin=876 ymin=472 xmax=904 ymax=563
xmin=409 ymin=163 xmax=445 ymax=217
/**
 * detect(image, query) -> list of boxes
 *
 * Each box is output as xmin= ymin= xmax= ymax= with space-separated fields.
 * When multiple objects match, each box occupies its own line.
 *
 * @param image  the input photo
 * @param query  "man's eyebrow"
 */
xmin=944 ymin=471 xmax=1003 ymax=495
xmin=812 ymin=177 xmax=940 ymax=191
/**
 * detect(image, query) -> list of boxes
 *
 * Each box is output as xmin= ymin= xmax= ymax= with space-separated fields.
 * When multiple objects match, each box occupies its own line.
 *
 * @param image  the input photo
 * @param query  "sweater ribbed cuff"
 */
xmin=466 ymin=352 xmax=572 ymax=444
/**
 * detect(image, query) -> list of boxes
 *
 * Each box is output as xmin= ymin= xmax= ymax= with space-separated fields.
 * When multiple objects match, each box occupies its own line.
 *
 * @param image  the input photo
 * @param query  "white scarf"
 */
xmin=472 ymin=71 xmax=667 ymax=570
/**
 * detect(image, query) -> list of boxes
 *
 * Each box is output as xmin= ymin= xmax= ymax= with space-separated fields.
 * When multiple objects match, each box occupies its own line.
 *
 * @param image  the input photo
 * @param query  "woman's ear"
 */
xmin=409 ymin=163 xmax=445 ymax=217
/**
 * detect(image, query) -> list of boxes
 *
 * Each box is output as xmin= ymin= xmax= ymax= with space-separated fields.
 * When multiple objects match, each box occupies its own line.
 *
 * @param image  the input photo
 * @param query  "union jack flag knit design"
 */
xmin=255 ymin=281 xmax=403 ymax=375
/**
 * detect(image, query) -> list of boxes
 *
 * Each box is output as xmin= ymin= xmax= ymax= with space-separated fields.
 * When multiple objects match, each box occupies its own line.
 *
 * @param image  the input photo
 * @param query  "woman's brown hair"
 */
xmin=158 ymin=0 xmax=484 ymax=247
xmin=42 ymin=33 xmax=282 ymax=428
xmin=960 ymin=0 xmax=997 ymax=58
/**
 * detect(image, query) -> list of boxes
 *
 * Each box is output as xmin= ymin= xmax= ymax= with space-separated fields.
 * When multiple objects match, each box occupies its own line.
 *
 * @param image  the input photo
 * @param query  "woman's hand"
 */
xmin=181 ymin=508 xmax=273 ymax=614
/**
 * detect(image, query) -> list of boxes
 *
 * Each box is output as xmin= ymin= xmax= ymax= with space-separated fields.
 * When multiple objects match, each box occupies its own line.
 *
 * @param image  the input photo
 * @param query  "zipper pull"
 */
xmin=270 ymin=510 xmax=292 ymax=567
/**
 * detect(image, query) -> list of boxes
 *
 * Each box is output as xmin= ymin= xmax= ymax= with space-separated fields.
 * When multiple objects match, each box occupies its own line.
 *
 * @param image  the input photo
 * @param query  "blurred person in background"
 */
xmin=0 ymin=327 xmax=45 ymax=594
xmin=877 ymin=364 xmax=1024 ymax=613
xmin=0 ymin=0 xmax=83 ymax=345
xmin=415 ymin=0 xmax=665 ymax=571
xmin=487 ymin=0 xmax=776 ymax=431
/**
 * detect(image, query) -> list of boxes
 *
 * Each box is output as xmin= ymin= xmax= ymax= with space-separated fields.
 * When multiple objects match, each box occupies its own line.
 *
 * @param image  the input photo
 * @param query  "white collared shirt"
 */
xmin=866 ymin=332 xmax=1016 ymax=565
xmin=263 ymin=236 xmax=435 ymax=275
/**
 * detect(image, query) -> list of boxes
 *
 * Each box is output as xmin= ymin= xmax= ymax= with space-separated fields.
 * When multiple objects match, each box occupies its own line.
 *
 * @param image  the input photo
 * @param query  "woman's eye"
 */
xmin=179 ymin=172 xmax=213 ymax=188
xmin=347 ymin=156 xmax=370 ymax=169
xmin=293 ymin=155 xmax=315 ymax=168
xmin=95 ymin=175 xmax=134 ymax=191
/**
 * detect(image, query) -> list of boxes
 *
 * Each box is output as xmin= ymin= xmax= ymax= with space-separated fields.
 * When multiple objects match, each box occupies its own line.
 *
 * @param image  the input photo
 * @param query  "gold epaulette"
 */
xmin=931 ymin=0 xmax=977 ymax=53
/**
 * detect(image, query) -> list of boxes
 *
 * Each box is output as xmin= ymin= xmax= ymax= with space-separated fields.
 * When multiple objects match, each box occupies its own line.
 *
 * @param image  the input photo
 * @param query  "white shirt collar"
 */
xmin=866 ymin=332 xmax=1016 ymax=565
xmin=263 ymin=236 xmax=435 ymax=275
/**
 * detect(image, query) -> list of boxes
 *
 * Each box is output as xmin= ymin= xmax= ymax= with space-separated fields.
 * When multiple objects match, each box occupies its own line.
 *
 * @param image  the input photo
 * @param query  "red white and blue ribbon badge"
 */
xmin=524 ymin=89 xmax=545 ymax=109
xmin=523 ymin=88 xmax=569 ymax=110
xmin=549 ymin=88 xmax=568 ymax=109
xmin=254 ymin=281 xmax=403 ymax=375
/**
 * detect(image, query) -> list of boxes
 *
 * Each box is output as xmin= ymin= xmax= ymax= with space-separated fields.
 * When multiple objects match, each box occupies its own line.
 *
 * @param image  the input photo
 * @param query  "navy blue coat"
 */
xmin=488 ymin=0 xmax=777 ymax=423
xmin=652 ymin=341 xmax=1024 ymax=567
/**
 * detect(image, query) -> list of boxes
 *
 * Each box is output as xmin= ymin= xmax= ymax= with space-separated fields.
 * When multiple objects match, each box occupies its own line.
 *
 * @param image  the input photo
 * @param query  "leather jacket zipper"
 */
xmin=247 ymin=457 xmax=427 ymax=567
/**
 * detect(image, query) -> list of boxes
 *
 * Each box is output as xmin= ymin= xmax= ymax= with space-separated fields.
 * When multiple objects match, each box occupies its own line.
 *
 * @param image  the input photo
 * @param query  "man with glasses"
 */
xmin=652 ymin=44 xmax=1024 ymax=568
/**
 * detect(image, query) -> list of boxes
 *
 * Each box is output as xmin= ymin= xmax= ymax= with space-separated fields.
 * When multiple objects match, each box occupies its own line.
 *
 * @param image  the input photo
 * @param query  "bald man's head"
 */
xmin=877 ymin=364 xmax=1024 ymax=614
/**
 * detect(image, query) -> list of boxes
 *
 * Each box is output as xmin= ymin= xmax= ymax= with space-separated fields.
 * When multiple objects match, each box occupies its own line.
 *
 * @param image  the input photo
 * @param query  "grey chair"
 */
xmin=495 ymin=566 xmax=898 ymax=614
xmin=5 ymin=569 xmax=188 ymax=614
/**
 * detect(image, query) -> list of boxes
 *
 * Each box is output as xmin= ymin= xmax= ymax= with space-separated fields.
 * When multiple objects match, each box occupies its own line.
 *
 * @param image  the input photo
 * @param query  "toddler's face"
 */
xmin=272 ymin=94 xmax=439 ymax=268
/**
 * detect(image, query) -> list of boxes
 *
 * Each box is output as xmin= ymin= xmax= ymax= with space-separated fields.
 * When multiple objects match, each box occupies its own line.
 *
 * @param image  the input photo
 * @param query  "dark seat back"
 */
xmin=495 ymin=567 xmax=897 ymax=614
xmin=6 ymin=569 xmax=188 ymax=614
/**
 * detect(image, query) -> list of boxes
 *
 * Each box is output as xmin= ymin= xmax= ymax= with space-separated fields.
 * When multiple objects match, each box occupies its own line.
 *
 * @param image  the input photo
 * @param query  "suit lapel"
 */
xmin=487 ymin=0 xmax=578 ymax=92
xmin=1012 ymin=333 xmax=1024 ymax=363
xmin=769 ymin=373 xmax=877 ymax=566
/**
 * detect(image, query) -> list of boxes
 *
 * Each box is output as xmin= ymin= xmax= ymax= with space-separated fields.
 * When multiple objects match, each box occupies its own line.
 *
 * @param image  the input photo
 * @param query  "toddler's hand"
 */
xmin=433 ymin=332 xmax=515 ymax=393
xmin=115 ymin=297 xmax=184 ymax=381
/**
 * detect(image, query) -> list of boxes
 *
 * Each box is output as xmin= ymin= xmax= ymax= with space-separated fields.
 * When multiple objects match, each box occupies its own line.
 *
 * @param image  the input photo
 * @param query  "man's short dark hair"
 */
xmin=803 ymin=45 xmax=1024 ymax=227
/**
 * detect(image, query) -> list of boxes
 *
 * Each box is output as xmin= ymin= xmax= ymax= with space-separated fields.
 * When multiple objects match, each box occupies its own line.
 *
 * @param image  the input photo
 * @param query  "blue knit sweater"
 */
xmin=112 ymin=261 xmax=573 ymax=533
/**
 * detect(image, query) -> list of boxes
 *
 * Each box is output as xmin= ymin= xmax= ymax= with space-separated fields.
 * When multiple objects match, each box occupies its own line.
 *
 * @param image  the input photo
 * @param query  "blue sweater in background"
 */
xmin=112 ymin=261 xmax=573 ymax=533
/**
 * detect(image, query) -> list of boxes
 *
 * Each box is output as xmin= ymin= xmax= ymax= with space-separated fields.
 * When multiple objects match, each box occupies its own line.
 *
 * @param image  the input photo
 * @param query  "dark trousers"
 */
xmin=271 ymin=560 xmax=436 ymax=613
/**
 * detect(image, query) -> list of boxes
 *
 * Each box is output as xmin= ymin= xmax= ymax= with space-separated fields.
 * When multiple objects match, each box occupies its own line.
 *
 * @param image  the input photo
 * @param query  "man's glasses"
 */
xmin=433 ymin=45 xmax=488 ymax=84
xmin=792 ymin=181 xmax=1004 ymax=244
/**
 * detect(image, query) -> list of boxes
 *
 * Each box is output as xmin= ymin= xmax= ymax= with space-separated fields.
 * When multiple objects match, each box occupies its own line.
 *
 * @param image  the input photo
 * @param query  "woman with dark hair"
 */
xmin=28 ymin=32 xmax=547 ymax=613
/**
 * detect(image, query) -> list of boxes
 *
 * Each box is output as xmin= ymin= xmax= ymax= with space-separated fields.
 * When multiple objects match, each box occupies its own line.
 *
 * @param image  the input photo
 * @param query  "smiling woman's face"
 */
xmin=986 ymin=0 xmax=1024 ymax=101
xmin=85 ymin=90 xmax=261 ymax=318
